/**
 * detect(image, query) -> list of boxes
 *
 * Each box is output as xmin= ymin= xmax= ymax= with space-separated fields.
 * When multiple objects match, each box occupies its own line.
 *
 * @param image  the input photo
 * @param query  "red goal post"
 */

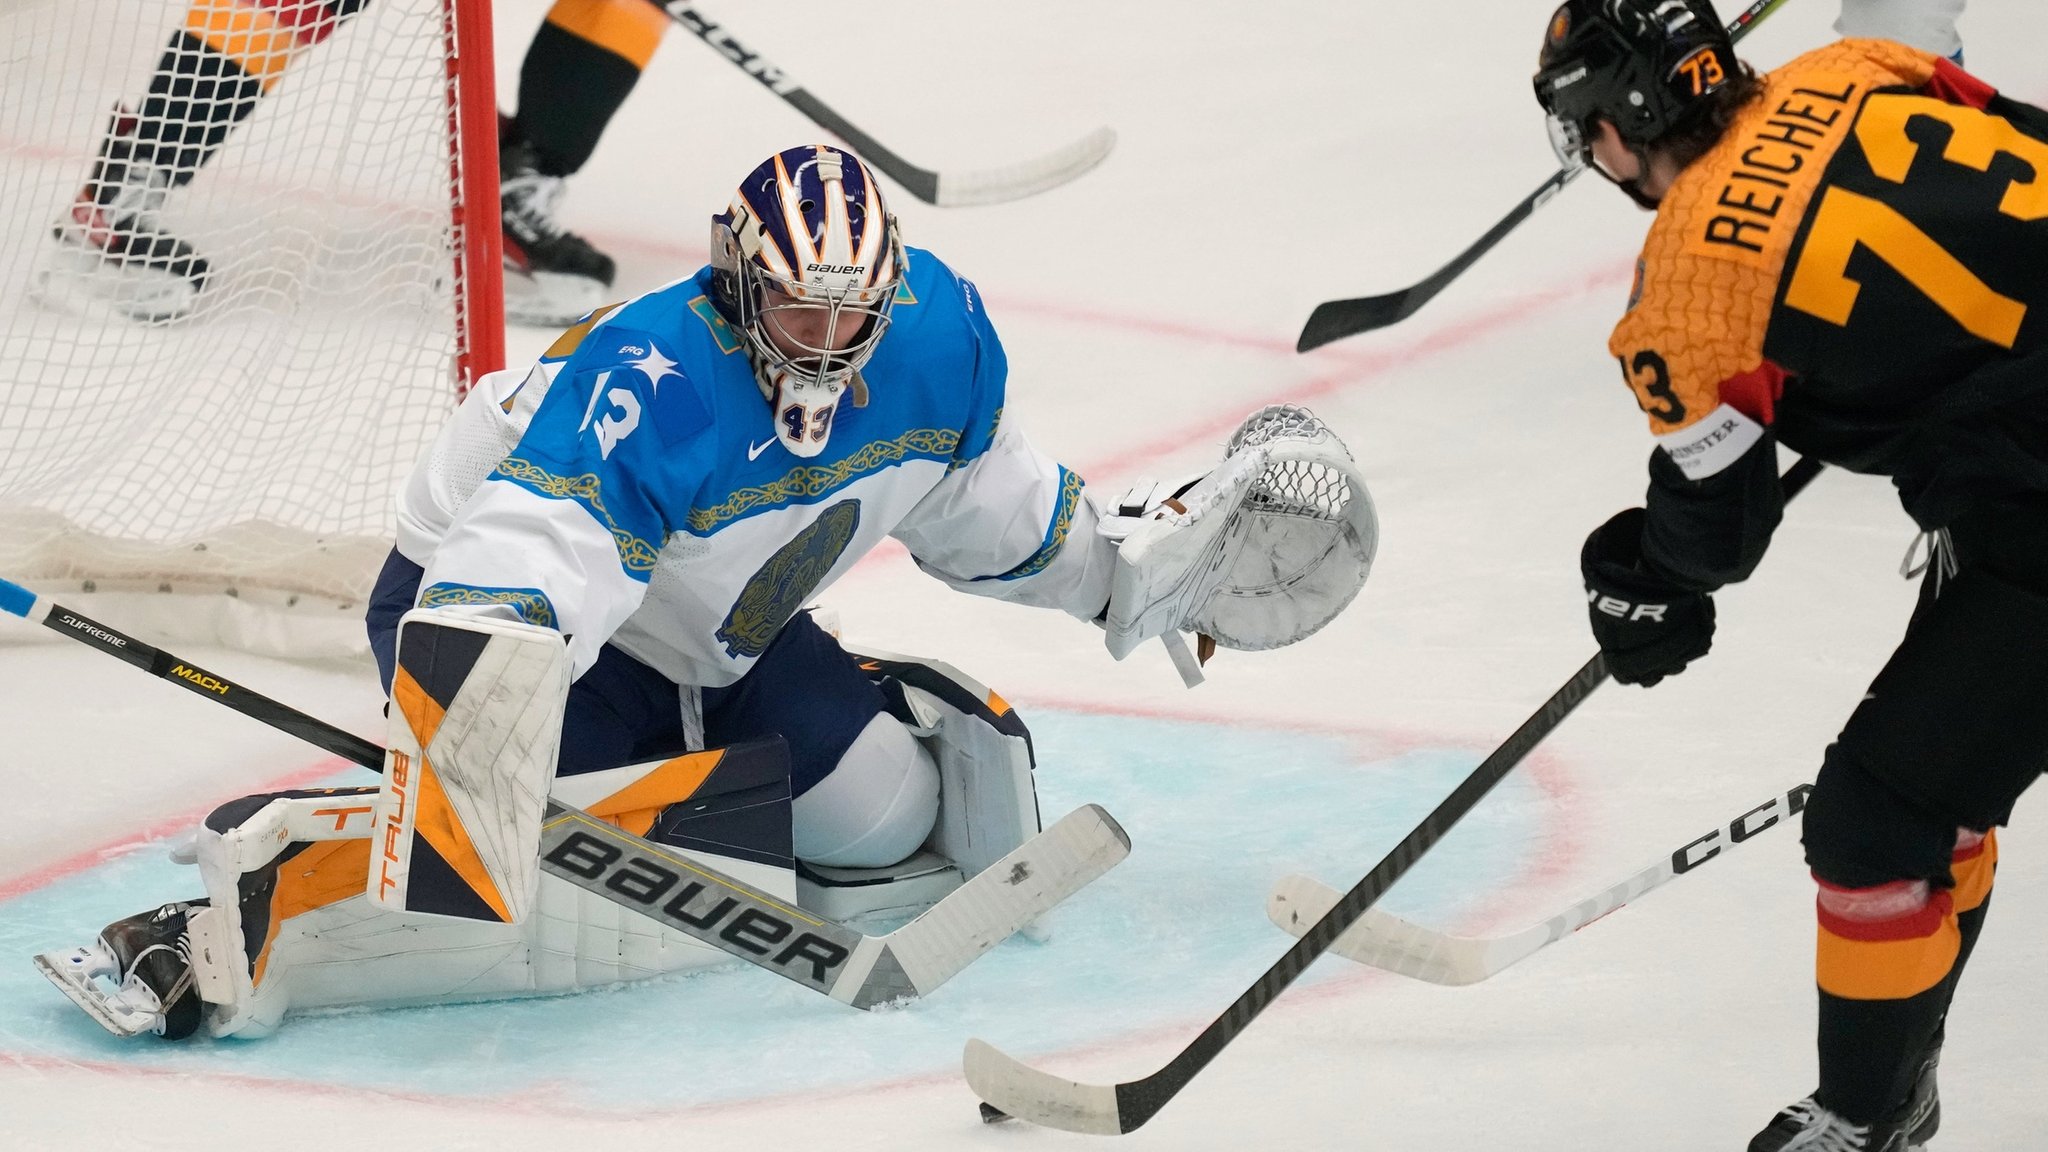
xmin=0 ymin=0 xmax=503 ymax=655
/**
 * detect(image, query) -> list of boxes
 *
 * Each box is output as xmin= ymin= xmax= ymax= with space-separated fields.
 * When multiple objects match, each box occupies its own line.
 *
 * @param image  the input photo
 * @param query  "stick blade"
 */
xmin=963 ymin=1037 xmax=1126 ymax=1135
xmin=875 ymin=804 xmax=1130 ymax=1004
xmin=933 ymin=127 xmax=1117 ymax=207
xmin=1295 ymin=292 xmax=1418 ymax=352
xmin=1266 ymin=874 xmax=1491 ymax=985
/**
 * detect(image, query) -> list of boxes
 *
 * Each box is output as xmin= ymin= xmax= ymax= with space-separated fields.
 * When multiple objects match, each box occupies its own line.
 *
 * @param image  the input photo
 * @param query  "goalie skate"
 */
xmin=34 ymin=901 xmax=204 ymax=1039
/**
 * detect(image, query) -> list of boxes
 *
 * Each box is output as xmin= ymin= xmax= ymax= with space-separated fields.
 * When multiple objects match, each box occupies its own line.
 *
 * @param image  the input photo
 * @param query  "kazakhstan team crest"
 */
xmin=716 ymin=499 xmax=862 ymax=659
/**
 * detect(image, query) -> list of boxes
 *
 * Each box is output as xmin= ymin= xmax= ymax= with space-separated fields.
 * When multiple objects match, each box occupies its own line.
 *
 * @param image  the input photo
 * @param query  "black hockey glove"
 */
xmin=1580 ymin=508 xmax=1715 ymax=688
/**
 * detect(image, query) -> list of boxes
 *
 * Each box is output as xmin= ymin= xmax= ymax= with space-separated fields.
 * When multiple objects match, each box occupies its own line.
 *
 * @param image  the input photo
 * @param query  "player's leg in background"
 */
xmin=1753 ymin=498 xmax=2048 ymax=1150
xmin=497 ymin=0 xmax=671 ymax=327
xmin=1835 ymin=0 xmax=1966 ymax=62
xmin=48 ymin=0 xmax=369 ymax=320
xmin=704 ymin=610 xmax=941 ymax=870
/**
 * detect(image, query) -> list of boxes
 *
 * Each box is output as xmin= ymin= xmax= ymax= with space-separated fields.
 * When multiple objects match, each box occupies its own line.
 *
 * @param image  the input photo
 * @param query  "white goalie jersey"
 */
xmin=395 ymin=255 xmax=1116 ymax=685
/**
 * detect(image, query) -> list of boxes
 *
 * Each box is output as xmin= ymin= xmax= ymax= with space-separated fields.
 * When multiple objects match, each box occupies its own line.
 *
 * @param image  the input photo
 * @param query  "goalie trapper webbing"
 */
xmin=1194 ymin=404 xmax=1379 ymax=652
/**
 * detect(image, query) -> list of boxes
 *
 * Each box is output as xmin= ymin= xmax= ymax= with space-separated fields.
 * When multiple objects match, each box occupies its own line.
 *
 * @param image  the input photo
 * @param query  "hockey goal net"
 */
xmin=0 ymin=0 xmax=501 ymax=648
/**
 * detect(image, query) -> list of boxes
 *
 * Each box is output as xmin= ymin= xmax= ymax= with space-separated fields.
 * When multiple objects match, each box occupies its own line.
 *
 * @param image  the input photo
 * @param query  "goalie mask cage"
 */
xmin=0 ymin=0 xmax=502 ymax=650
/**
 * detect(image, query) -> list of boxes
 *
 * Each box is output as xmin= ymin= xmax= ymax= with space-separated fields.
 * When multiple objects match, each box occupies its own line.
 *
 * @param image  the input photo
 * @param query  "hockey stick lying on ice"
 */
xmin=663 ymin=3 xmax=1115 ymax=206
xmin=0 ymin=577 xmax=1128 ymax=1011
xmin=966 ymin=454 xmax=1824 ymax=1133
xmin=1266 ymin=783 xmax=1810 ymax=985
xmin=1294 ymin=0 xmax=1798 ymax=352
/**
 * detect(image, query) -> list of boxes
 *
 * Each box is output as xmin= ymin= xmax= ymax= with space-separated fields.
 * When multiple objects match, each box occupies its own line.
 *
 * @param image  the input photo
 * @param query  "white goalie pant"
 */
xmin=793 ymin=712 xmax=941 ymax=868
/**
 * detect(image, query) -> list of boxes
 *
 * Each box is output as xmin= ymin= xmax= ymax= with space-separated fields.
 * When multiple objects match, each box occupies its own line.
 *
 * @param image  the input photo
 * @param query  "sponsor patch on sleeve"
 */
xmin=1653 ymin=402 xmax=1766 ymax=480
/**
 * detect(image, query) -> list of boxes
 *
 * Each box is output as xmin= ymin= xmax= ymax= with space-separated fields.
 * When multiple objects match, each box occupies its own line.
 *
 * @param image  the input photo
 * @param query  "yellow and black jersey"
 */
xmin=1610 ymin=39 xmax=2048 ymax=587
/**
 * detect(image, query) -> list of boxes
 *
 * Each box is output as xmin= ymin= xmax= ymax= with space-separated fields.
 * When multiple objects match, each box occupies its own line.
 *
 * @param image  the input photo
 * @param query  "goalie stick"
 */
xmin=0 ymin=577 xmax=1129 ymax=1011
xmin=965 ymin=454 xmax=1824 ymax=1133
xmin=664 ymin=3 xmax=1115 ymax=207
xmin=1293 ymin=0 xmax=1798 ymax=352
xmin=1265 ymin=783 xmax=1810 ymax=985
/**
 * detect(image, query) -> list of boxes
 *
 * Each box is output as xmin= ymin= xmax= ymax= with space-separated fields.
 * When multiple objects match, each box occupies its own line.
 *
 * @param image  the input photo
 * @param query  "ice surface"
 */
xmin=4 ymin=2 xmax=2047 ymax=1148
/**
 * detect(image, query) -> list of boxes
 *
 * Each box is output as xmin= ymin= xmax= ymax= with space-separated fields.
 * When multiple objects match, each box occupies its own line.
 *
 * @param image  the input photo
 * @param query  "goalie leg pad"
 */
xmin=373 ymin=607 xmax=571 ymax=924
xmin=188 ymin=763 xmax=799 ymax=1038
xmin=188 ymin=787 xmax=383 ymax=1038
xmin=792 ymin=648 xmax=1040 ymax=925
xmin=854 ymin=647 xmax=1040 ymax=878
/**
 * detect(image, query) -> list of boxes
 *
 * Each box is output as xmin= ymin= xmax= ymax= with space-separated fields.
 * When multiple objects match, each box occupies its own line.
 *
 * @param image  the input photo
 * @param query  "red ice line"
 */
xmin=0 ymin=756 xmax=357 ymax=904
xmin=0 ymin=699 xmax=1579 ymax=1126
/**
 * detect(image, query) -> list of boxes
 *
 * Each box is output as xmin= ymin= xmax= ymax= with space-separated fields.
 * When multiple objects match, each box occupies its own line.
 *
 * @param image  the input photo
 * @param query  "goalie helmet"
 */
xmin=711 ymin=145 xmax=906 ymax=458
xmin=1533 ymin=0 xmax=1734 ymax=171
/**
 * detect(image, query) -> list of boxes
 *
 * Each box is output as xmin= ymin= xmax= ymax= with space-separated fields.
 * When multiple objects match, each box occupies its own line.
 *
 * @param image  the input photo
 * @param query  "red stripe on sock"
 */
xmin=1816 ymin=882 xmax=1952 ymax=942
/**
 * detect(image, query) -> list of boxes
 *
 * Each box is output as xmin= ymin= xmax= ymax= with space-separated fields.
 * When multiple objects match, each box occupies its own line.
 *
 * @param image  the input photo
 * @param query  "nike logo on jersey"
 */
xmin=748 ymin=437 xmax=777 ymax=461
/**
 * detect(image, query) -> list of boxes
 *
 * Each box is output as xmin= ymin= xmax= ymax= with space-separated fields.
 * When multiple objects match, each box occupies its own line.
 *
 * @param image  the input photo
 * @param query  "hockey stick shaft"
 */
xmin=0 ymin=578 xmax=1122 ymax=1006
xmin=661 ymin=4 xmax=1114 ymax=206
xmin=1294 ymin=0 xmax=1799 ymax=352
xmin=1267 ymin=783 xmax=1812 ymax=984
xmin=0 ymin=580 xmax=385 ymax=768
xmin=967 ymin=454 xmax=1824 ymax=1133
xmin=660 ymin=2 xmax=939 ymax=203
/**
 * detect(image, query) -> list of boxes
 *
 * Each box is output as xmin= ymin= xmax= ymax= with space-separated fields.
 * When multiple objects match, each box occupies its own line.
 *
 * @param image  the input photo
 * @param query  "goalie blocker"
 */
xmin=36 ymin=612 xmax=1056 ymax=1040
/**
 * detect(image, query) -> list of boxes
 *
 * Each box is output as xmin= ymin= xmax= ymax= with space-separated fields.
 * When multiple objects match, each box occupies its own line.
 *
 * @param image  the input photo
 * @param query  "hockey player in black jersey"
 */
xmin=48 ymin=0 xmax=664 ymax=327
xmin=1535 ymin=0 xmax=2041 ymax=1147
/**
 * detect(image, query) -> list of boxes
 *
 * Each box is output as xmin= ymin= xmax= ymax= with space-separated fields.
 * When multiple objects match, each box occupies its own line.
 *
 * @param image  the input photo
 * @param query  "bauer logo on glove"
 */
xmin=1579 ymin=507 xmax=1715 ymax=687
xmin=1587 ymin=589 xmax=1670 ymax=622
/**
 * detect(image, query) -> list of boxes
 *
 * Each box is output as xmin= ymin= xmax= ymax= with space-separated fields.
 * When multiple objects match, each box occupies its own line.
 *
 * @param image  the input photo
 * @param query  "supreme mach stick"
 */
xmin=1267 ymin=784 xmax=1811 ymax=985
xmin=0 ymin=576 xmax=1129 ymax=1010
xmin=1294 ymin=0 xmax=1797 ymax=352
xmin=966 ymin=456 xmax=1823 ymax=1134
xmin=666 ymin=4 xmax=1115 ymax=206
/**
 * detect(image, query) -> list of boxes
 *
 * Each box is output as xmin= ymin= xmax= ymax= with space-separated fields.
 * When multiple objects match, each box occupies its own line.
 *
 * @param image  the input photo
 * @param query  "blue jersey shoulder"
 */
xmin=532 ymin=275 xmax=782 ymax=458
xmin=871 ymin=247 xmax=1008 ymax=464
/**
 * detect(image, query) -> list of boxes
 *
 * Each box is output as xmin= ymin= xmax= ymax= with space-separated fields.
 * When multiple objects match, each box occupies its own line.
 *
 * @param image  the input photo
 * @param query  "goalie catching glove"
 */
xmin=1096 ymin=405 xmax=1377 ymax=678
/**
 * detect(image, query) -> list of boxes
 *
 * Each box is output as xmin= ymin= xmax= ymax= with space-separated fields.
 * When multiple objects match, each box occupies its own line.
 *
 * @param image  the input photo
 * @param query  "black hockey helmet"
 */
xmin=1533 ymin=0 xmax=1735 ymax=170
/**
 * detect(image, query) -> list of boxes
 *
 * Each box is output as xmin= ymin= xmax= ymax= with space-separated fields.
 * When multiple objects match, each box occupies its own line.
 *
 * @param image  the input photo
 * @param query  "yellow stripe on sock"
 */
xmin=1952 ymin=829 xmax=1997 ymax=914
xmin=544 ymin=0 xmax=669 ymax=69
xmin=184 ymin=0 xmax=300 ymax=89
xmin=1816 ymin=918 xmax=1960 ymax=1001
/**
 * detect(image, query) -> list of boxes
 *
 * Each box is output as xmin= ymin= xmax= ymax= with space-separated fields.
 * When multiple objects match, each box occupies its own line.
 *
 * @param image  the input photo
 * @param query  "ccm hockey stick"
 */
xmin=0 ymin=577 xmax=1129 ymax=1011
xmin=664 ymin=4 xmax=1115 ymax=206
xmin=1294 ymin=0 xmax=1798 ymax=352
xmin=1266 ymin=783 xmax=1810 ymax=985
xmin=967 ymin=455 xmax=1824 ymax=1133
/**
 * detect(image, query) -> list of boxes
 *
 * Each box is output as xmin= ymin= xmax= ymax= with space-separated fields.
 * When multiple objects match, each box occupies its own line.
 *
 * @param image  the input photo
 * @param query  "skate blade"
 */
xmin=33 ymin=248 xmax=201 ymax=326
xmin=502 ymin=265 xmax=606 ymax=328
xmin=33 ymin=946 xmax=162 ymax=1037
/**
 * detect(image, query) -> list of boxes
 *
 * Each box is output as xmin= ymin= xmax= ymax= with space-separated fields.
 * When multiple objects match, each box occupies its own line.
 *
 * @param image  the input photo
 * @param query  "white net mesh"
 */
xmin=0 ymin=0 xmax=485 ymax=614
